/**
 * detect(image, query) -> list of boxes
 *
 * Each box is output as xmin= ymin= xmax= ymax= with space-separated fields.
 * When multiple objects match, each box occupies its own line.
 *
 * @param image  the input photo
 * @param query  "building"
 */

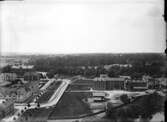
xmin=92 ymin=92 xmax=106 ymax=97
xmin=70 ymin=75 xmax=126 ymax=90
xmin=2 ymin=87 xmax=31 ymax=103
xmin=119 ymin=75 xmax=131 ymax=79
xmin=70 ymin=79 xmax=95 ymax=90
xmin=126 ymin=80 xmax=148 ymax=91
xmin=0 ymin=99 xmax=14 ymax=119
xmin=104 ymin=64 xmax=132 ymax=71
xmin=70 ymin=75 xmax=127 ymax=91
xmin=11 ymin=64 xmax=34 ymax=70
xmin=36 ymin=72 xmax=48 ymax=80
xmin=94 ymin=80 xmax=106 ymax=90
xmin=24 ymin=72 xmax=40 ymax=82
xmin=94 ymin=75 xmax=126 ymax=90
xmin=155 ymin=77 xmax=167 ymax=89
xmin=0 ymin=73 xmax=17 ymax=82
xmin=91 ymin=91 xmax=107 ymax=102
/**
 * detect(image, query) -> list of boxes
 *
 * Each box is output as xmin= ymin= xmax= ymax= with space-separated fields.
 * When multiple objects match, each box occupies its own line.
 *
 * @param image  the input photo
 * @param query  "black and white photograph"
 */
xmin=0 ymin=0 xmax=166 ymax=122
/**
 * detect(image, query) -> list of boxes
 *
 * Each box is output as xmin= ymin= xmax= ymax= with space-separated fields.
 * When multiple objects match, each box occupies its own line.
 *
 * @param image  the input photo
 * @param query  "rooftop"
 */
xmin=11 ymin=65 xmax=34 ymax=69
xmin=94 ymin=77 xmax=125 ymax=82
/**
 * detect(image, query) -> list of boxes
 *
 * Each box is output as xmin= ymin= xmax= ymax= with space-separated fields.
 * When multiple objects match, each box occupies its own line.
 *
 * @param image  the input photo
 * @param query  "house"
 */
xmin=0 ymin=99 xmax=14 ymax=119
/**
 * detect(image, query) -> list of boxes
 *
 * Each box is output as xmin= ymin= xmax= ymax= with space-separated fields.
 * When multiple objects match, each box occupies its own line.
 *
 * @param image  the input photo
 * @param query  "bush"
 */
xmin=120 ymin=94 xmax=130 ymax=104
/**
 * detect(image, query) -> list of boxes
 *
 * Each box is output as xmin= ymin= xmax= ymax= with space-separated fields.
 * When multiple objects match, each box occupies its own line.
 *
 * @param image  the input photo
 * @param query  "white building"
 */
xmin=0 ymin=73 xmax=17 ymax=82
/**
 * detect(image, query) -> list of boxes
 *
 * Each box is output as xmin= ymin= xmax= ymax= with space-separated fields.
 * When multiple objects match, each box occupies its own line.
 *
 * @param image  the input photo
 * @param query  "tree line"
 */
xmin=1 ymin=53 xmax=166 ymax=78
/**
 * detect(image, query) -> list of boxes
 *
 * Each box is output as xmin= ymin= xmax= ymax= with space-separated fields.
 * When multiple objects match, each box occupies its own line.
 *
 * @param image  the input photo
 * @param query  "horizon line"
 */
xmin=0 ymin=51 xmax=165 ymax=56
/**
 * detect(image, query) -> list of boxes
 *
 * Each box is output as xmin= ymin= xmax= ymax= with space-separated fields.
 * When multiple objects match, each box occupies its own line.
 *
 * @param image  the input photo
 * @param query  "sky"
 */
xmin=0 ymin=0 xmax=165 ymax=54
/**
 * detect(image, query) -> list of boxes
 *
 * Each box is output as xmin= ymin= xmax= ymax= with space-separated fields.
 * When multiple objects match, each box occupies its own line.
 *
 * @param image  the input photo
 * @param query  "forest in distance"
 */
xmin=1 ymin=53 xmax=166 ymax=78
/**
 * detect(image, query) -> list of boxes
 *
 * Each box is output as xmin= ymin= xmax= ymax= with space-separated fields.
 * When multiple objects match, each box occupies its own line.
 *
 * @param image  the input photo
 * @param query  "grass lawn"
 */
xmin=21 ymin=92 xmax=92 ymax=120
xmin=48 ymin=92 xmax=92 ymax=119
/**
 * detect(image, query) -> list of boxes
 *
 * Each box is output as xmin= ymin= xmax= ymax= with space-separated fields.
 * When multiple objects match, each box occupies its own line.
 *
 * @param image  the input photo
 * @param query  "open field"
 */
xmin=48 ymin=92 xmax=92 ymax=119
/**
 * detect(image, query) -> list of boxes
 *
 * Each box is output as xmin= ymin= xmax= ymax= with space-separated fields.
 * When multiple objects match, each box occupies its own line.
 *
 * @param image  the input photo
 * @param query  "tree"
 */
xmin=18 ymin=113 xmax=20 ymax=116
xmin=13 ymin=117 xmax=16 ymax=120
xmin=1 ymin=65 xmax=12 ymax=73
xmin=120 ymin=94 xmax=130 ymax=104
xmin=27 ymin=103 xmax=31 ymax=107
xmin=46 ymin=71 xmax=54 ymax=78
xmin=37 ymin=102 xmax=40 ymax=108
xmin=21 ymin=110 xmax=24 ymax=113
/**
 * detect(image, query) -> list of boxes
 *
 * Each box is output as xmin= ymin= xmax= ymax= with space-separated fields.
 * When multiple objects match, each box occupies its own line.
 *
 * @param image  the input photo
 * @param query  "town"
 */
xmin=0 ymin=53 xmax=166 ymax=122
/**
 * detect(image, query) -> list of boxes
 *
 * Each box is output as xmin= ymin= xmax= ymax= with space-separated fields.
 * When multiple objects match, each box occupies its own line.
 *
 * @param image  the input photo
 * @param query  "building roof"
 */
xmin=94 ymin=77 xmax=125 ymax=82
xmin=72 ymin=79 xmax=95 ymax=85
xmin=12 ymin=65 xmax=34 ymax=69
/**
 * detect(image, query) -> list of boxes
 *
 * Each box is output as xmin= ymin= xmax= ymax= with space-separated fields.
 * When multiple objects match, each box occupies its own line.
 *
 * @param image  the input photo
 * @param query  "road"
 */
xmin=41 ymin=79 xmax=70 ymax=107
xmin=40 ymin=78 xmax=55 ymax=90
xmin=1 ymin=79 xmax=70 ymax=122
